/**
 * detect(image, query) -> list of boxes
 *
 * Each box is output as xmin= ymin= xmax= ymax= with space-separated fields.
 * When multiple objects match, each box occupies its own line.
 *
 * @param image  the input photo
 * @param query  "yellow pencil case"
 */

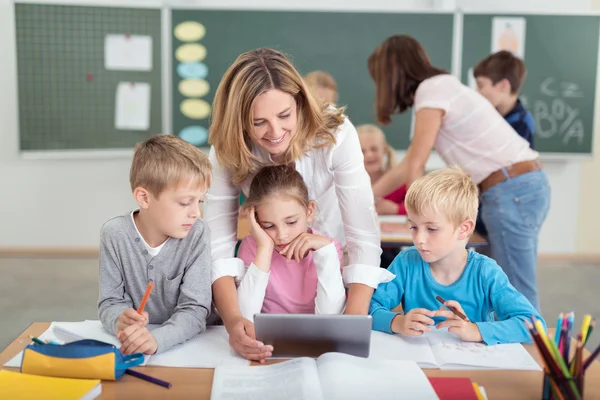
xmin=21 ymin=339 xmax=144 ymax=381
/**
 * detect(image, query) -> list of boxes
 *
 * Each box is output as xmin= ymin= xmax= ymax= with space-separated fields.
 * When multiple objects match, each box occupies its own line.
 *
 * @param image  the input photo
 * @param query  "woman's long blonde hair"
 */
xmin=209 ymin=48 xmax=345 ymax=185
xmin=356 ymin=124 xmax=396 ymax=172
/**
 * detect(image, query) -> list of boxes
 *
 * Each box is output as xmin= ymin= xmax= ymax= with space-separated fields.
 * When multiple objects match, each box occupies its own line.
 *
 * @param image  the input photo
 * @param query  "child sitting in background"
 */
xmin=357 ymin=124 xmax=407 ymax=216
xmin=98 ymin=135 xmax=214 ymax=355
xmin=304 ymin=70 xmax=338 ymax=105
xmin=369 ymin=167 xmax=544 ymax=345
xmin=233 ymin=165 xmax=346 ymax=322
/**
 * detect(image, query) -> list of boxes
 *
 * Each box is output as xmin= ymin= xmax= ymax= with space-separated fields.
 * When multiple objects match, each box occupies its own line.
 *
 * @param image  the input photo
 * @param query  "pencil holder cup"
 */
xmin=542 ymin=372 xmax=584 ymax=400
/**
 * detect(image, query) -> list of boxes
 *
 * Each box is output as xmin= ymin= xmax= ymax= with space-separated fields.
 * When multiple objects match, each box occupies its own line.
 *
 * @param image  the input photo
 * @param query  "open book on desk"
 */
xmin=4 ymin=320 xmax=247 ymax=369
xmin=369 ymin=328 xmax=541 ymax=370
xmin=211 ymin=352 xmax=439 ymax=400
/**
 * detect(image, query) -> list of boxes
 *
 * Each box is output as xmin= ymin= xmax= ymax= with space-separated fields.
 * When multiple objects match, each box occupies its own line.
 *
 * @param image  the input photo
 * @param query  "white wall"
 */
xmin=0 ymin=0 xmax=594 ymax=253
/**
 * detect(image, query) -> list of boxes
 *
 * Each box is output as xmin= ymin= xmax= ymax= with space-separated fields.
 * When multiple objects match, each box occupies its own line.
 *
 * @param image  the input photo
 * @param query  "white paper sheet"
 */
xmin=115 ymin=82 xmax=150 ymax=131
xmin=148 ymin=326 xmax=248 ymax=368
xmin=105 ymin=34 xmax=152 ymax=71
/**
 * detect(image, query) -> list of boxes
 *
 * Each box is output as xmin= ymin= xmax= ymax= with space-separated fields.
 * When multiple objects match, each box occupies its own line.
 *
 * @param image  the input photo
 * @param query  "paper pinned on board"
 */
xmin=105 ymin=34 xmax=152 ymax=71
xmin=115 ymin=82 xmax=151 ymax=131
xmin=491 ymin=17 xmax=526 ymax=59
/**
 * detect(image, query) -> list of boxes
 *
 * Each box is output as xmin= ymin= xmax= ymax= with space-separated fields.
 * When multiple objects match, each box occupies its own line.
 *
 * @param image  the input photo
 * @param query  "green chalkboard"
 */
xmin=171 ymin=10 xmax=454 ymax=150
xmin=462 ymin=14 xmax=599 ymax=154
xmin=15 ymin=3 xmax=162 ymax=151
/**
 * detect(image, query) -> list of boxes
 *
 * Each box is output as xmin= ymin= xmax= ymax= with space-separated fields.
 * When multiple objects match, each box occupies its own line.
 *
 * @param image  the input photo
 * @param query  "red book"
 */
xmin=428 ymin=377 xmax=479 ymax=400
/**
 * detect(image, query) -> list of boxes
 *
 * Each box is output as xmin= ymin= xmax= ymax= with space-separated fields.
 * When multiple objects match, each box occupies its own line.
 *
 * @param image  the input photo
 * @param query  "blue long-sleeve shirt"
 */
xmin=369 ymin=247 xmax=545 ymax=345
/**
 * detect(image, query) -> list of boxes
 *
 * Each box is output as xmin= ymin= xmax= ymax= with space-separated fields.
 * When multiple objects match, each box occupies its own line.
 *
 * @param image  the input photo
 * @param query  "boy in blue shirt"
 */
xmin=369 ymin=167 xmax=544 ymax=345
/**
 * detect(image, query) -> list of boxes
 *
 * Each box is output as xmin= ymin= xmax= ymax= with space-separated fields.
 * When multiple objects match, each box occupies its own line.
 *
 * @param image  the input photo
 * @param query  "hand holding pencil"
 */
xmin=435 ymin=298 xmax=483 ymax=342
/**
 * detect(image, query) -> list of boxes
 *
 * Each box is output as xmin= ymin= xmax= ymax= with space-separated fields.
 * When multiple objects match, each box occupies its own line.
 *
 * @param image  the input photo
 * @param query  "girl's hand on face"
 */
xmin=248 ymin=207 xmax=274 ymax=252
xmin=279 ymin=233 xmax=331 ymax=262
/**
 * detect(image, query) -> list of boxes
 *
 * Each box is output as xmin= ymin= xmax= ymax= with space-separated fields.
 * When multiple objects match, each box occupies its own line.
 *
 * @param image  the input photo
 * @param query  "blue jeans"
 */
xmin=480 ymin=169 xmax=551 ymax=312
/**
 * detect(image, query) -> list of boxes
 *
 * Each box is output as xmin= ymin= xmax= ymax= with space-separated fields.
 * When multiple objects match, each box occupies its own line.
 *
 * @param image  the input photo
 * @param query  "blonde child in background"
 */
xmin=357 ymin=124 xmax=407 ymax=216
xmin=98 ymin=135 xmax=214 ymax=355
xmin=233 ymin=165 xmax=346 ymax=324
xmin=304 ymin=70 xmax=338 ymax=104
xmin=369 ymin=167 xmax=544 ymax=345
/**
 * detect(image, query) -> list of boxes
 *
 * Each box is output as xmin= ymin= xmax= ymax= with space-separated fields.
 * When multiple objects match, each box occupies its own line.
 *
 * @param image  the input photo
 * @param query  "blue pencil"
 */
xmin=125 ymin=369 xmax=171 ymax=389
xmin=554 ymin=313 xmax=564 ymax=345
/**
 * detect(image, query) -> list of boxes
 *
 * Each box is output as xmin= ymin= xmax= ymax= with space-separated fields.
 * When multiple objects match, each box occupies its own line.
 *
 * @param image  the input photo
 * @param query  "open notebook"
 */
xmin=211 ymin=353 xmax=439 ymax=400
xmin=369 ymin=328 xmax=541 ymax=370
xmin=4 ymin=320 xmax=247 ymax=369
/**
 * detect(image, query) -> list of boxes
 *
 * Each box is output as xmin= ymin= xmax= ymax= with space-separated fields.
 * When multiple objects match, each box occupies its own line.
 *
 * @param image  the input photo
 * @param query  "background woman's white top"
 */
xmin=414 ymin=74 xmax=539 ymax=184
xmin=205 ymin=117 xmax=393 ymax=288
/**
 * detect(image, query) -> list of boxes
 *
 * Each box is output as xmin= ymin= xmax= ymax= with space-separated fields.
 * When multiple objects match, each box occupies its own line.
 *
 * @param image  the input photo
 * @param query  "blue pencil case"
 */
xmin=21 ymin=339 xmax=144 ymax=381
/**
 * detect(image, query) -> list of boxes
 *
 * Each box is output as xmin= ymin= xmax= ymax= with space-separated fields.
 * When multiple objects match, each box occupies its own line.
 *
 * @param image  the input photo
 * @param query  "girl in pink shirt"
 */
xmin=357 ymin=124 xmax=408 ymax=216
xmin=236 ymin=165 xmax=346 ymax=322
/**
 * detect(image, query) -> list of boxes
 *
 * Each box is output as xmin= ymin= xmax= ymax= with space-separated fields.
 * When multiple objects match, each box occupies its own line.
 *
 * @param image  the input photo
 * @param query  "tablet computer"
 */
xmin=254 ymin=314 xmax=372 ymax=358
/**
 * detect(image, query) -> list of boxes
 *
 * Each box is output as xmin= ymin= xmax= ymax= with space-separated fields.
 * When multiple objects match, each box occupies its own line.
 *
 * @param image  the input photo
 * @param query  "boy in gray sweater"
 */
xmin=98 ymin=134 xmax=213 ymax=355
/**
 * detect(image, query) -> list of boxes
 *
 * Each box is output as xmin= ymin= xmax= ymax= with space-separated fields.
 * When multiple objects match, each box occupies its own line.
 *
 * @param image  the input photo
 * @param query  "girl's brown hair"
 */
xmin=368 ymin=35 xmax=447 ymax=125
xmin=243 ymin=165 xmax=310 ymax=211
xmin=209 ymin=48 xmax=345 ymax=185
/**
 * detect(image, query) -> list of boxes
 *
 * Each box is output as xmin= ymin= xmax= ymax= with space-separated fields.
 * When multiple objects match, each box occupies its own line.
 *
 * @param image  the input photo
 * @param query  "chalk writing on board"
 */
xmin=533 ymin=77 xmax=584 ymax=145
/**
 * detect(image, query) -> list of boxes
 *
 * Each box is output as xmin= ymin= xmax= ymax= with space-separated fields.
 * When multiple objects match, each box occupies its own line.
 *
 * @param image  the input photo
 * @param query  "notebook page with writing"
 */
xmin=147 ymin=326 xmax=247 ymax=367
xmin=211 ymin=358 xmax=323 ymax=400
xmin=426 ymin=328 xmax=540 ymax=371
xmin=317 ymin=353 xmax=439 ymax=400
xmin=368 ymin=331 xmax=438 ymax=368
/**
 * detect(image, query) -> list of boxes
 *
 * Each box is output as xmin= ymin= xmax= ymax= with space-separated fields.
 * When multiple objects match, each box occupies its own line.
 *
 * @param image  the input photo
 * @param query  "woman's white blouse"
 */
xmin=205 ymin=117 xmax=394 ymax=288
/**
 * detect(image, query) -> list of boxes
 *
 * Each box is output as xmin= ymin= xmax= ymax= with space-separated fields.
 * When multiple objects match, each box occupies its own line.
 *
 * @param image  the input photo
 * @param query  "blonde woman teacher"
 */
xmin=205 ymin=48 xmax=392 ymax=362
xmin=368 ymin=35 xmax=550 ymax=312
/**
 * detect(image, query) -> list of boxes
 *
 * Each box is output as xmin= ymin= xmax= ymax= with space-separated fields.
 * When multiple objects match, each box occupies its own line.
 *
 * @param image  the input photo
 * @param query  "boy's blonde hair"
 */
xmin=130 ymin=134 xmax=212 ymax=197
xmin=405 ymin=166 xmax=479 ymax=228
xmin=356 ymin=124 xmax=396 ymax=172
xmin=304 ymin=70 xmax=338 ymax=102
xmin=209 ymin=48 xmax=345 ymax=186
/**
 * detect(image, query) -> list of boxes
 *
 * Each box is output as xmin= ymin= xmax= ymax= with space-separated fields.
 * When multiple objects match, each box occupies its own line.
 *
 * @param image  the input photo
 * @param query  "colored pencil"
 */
xmin=29 ymin=336 xmax=45 ymax=345
xmin=581 ymin=314 xmax=592 ymax=344
xmin=554 ymin=313 xmax=564 ymax=345
xmin=125 ymin=369 xmax=171 ymax=389
xmin=584 ymin=319 xmax=595 ymax=347
xmin=435 ymin=295 xmax=467 ymax=321
xmin=137 ymin=281 xmax=154 ymax=315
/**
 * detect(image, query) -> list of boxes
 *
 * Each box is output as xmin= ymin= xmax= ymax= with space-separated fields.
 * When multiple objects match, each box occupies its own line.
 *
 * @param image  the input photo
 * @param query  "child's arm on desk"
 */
xmin=474 ymin=260 xmax=545 ymax=345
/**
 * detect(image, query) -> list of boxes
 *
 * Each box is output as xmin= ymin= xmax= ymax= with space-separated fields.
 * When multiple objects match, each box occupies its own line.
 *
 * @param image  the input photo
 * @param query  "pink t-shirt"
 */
xmin=414 ymin=74 xmax=539 ymax=184
xmin=237 ymin=230 xmax=344 ymax=314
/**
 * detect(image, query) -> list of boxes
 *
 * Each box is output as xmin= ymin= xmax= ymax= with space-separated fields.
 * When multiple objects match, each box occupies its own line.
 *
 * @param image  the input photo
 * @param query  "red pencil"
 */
xmin=137 ymin=281 xmax=154 ymax=315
